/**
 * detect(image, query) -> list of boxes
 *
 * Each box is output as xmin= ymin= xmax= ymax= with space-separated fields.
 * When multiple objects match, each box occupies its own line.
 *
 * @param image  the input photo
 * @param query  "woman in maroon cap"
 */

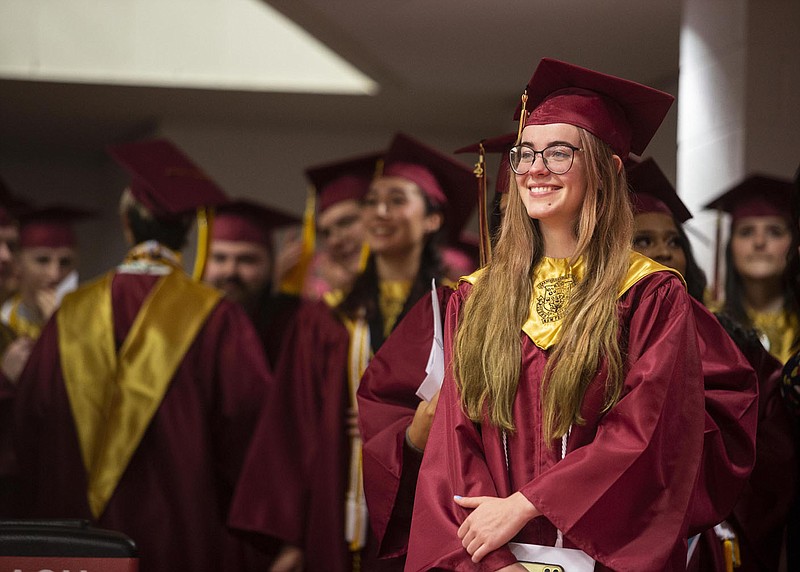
xmin=706 ymin=175 xmax=800 ymax=364
xmin=405 ymin=58 xmax=722 ymax=571
xmin=234 ymin=133 xmax=475 ymax=572
xmin=355 ymin=132 xmax=514 ymax=570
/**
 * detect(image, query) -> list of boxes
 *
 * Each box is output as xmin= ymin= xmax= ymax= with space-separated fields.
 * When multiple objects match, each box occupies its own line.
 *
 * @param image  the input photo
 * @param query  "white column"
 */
xmin=678 ymin=0 xmax=800 ymax=296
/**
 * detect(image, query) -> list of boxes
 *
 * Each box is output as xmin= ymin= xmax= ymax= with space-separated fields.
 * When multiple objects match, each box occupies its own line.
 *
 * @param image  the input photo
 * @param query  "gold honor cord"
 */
xmin=342 ymin=316 xmax=371 ymax=553
xmin=58 ymin=270 xmax=221 ymax=518
xmin=191 ymin=207 xmax=214 ymax=282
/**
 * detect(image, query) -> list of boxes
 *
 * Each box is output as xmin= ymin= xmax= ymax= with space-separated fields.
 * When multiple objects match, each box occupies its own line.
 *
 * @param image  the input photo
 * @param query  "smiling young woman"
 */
xmin=403 ymin=58 xmax=751 ymax=572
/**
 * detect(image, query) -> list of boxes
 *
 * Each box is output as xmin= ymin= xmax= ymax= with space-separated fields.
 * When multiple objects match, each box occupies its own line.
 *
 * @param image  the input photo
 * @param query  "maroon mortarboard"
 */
xmin=513 ymin=58 xmax=674 ymax=158
xmin=212 ymin=199 xmax=300 ymax=246
xmin=108 ymin=138 xmax=229 ymax=219
xmin=627 ymin=158 xmax=692 ymax=223
xmin=305 ymin=153 xmax=382 ymax=214
xmin=381 ymin=133 xmax=476 ymax=245
xmin=18 ymin=205 xmax=95 ymax=249
xmin=704 ymin=174 xmax=795 ymax=223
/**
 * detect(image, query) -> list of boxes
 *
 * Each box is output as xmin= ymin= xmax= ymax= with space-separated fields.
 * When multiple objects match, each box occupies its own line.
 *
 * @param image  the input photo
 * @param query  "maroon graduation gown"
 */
xmin=406 ymin=272 xmax=707 ymax=571
xmin=268 ymin=299 xmax=398 ymax=571
xmin=358 ymin=286 xmax=454 ymax=568
xmin=14 ymin=272 xmax=276 ymax=572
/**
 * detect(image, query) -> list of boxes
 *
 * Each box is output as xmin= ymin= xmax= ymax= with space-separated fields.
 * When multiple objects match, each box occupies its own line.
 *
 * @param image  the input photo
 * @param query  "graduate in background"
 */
xmin=204 ymin=199 xmax=300 ymax=368
xmin=406 ymin=58 xmax=712 ymax=571
xmin=0 ymin=206 xmax=89 ymax=342
xmin=356 ymin=132 xmax=513 ymax=569
xmin=13 ymin=139 xmax=290 ymax=572
xmin=628 ymin=158 xmax=786 ymax=572
xmin=706 ymin=175 xmax=800 ymax=364
xmin=245 ymin=133 xmax=474 ymax=572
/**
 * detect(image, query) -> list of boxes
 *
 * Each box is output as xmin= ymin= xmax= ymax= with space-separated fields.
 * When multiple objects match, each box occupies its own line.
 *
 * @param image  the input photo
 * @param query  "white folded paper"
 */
xmin=508 ymin=541 xmax=595 ymax=571
xmin=416 ymin=279 xmax=444 ymax=401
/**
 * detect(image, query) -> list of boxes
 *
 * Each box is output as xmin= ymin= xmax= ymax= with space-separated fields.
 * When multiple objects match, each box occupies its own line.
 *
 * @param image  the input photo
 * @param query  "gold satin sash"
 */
xmin=58 ymin=270 xmax=221 ymax=518
xmin=462 ymin=250 xmax=682 ymax=349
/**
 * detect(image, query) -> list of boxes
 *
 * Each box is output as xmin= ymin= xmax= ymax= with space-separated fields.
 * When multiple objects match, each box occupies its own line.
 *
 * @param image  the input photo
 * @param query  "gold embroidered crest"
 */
xmin=535 ymin=275 xmax=574 ymax=323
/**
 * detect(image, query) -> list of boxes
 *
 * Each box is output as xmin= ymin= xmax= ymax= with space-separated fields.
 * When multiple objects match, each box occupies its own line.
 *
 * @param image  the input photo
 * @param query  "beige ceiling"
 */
xmin=0 ymin=0 xmax=682 ymax=154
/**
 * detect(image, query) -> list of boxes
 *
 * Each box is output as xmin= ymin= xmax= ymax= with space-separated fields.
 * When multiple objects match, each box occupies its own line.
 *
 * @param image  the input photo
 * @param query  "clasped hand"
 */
xmin=454 ymin=491 xmax=539 ymax=563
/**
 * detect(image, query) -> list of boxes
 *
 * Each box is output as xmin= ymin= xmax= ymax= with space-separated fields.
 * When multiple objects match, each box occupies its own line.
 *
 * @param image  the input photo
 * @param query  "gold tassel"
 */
xmin=475 ymin=141 xmax=491 ymax=266
xmin=279 ymin=186 xmax=317 ymax=295
xmin=191 ymin=207 xmax=213 ymax=281
xmin=515 ymin=90 xmax=529 ymax=145
xmin=712 ymin=209 xmax=723 ymax=304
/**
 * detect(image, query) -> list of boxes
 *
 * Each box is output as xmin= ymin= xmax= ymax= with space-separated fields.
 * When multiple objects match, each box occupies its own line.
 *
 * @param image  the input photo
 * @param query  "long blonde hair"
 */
xmin=453 ymin=128 xmax=633 ymax=441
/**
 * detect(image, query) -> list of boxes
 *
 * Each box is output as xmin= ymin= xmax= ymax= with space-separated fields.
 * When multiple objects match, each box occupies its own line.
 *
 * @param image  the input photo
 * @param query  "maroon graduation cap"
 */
xmin=627 ymin=158 xmax=692 ymax=223
xmin=212 ymin=199 xmax=300 ymax=247
xmin=514 ymin=58 xmax=674 ymax=158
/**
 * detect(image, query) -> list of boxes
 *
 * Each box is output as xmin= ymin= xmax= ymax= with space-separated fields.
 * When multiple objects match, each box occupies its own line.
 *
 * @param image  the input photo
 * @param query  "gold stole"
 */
xmin=462 ymin=251 xmax=682 ymax=349
xmin=57 ymin=269 xmax=221 ymax=518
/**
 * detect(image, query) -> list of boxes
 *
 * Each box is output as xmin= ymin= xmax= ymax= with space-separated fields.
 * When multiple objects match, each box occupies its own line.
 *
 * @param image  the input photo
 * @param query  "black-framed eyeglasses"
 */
xmin=509 ymin=143 xmax=581 ymax=175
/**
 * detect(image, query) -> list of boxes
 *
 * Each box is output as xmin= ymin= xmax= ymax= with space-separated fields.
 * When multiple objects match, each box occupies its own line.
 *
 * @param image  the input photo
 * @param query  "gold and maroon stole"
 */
xmin=461 ymin=250 xmax=683 ymax=350
xmin=57 ymin=266 xmax=221 ymax=519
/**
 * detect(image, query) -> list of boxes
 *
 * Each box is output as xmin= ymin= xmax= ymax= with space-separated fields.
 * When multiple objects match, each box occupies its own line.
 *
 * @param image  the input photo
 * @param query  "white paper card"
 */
xmin=508 ymin=542 xmax=595 ymax=571
xmin=415 ymin=279 xmax=444 ymax=401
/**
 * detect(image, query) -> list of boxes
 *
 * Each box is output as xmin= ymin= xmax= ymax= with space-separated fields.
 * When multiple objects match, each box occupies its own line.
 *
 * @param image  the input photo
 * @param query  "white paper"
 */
xmin=54 ymin=270 xmax=79 ymax=306
xmin=416 ymin=279 xmax=444 ymax=401
xmin=508 ymin=542 xmax=595 ymax=571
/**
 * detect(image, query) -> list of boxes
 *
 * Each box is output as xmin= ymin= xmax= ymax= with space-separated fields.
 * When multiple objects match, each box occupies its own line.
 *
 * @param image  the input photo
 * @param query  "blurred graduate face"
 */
xmin=514 ymin=123 xmax=588 ymax=228
xmin=362 ymin=177 xmax=442 ymax=257
xmin=205 ymin=240 xmax=272 ymax=306
xmin=633 ymin=212 xmax=687 ymax=276
xmin=18 ymin=246 xmax=77 ymax=297
xmin=730 ymin=215 xmax=792 ymax=281
xmin=316 ymin=199 xmax=364 ymax=275
xmin=0 ymin=224 xmax=19 ymax=288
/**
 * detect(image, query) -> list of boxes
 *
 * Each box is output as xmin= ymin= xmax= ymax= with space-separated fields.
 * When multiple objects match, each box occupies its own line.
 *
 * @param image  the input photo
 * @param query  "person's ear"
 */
xmin=612 ymin=155 xmax=623 ymax=174
xmin=424 ymin=211 xmax=444 ymax=234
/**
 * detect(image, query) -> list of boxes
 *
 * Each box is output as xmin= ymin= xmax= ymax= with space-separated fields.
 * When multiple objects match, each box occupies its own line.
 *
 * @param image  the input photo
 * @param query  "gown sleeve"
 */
xmin=357 ymin=286 xmax=453 ymax=558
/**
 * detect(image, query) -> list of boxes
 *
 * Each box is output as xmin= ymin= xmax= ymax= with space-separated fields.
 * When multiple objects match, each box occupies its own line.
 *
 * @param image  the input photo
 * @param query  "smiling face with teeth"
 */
xmin=514 ymin=123 xmax=589 ymax=236
xmin=361 ymin=176 xmax=443 ymax=258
